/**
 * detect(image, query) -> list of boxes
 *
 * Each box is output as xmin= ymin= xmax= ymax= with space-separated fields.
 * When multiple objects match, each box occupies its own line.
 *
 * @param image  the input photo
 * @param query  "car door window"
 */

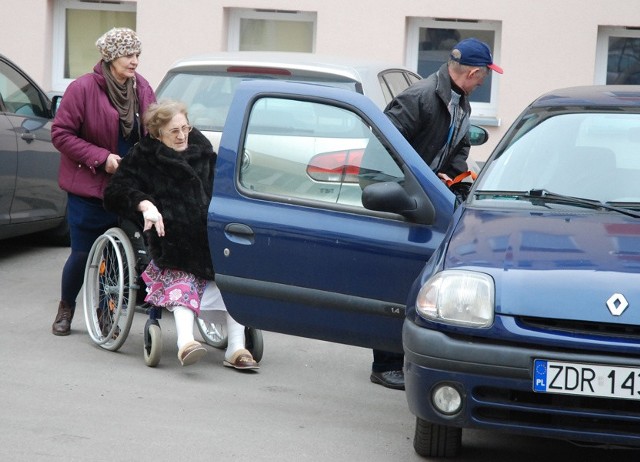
xmin=238 ymin=96 xmax=404 ymax=208
xmin=379 ymin=70 xmax=421 ymax=102
xmin=0 ymin=61 xmax=46 ymax=117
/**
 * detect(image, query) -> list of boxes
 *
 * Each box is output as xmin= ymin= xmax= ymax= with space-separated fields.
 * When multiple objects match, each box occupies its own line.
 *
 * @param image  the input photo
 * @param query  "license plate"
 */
xmin=533 ymin=359 xmax=640 ymax=400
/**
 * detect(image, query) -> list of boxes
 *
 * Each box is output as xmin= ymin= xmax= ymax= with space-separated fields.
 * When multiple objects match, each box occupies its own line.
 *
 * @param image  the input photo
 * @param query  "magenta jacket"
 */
xmin=52 ymin=61 xmax=156 ymax=199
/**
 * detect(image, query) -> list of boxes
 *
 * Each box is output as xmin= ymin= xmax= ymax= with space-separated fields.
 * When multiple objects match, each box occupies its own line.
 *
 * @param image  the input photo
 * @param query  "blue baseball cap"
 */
xmin=450 ymin=38 xmax=503 ymax=74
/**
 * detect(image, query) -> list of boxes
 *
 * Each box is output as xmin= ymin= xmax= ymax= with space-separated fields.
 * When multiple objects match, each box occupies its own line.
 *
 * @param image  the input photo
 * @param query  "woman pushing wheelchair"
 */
xmin=103 ymin=99 xmax=259 ymax=370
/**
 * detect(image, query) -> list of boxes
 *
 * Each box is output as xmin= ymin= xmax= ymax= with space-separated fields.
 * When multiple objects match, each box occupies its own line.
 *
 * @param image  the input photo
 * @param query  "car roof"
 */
xmin=531 ymin=85 xmax=640 ymax=109
xmin=163 ymin=51 xmax=419 ymax=109
xmin=166 ymin=51 xmax=414 ymax=82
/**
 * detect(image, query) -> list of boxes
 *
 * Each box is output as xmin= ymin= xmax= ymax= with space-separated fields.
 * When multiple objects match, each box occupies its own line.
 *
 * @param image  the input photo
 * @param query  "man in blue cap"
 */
xmin=370 ymin=38 xmax=503 ymax=390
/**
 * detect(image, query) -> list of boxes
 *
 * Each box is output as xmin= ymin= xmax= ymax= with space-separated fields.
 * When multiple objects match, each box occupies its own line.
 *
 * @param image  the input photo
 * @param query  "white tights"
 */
xmin=224 ymin=311 xmax=246 ymax=359
xmin=173 ymin=306 xmax=196 ymax=349
xmin=172 ymin=281 xmax=246 ymax=361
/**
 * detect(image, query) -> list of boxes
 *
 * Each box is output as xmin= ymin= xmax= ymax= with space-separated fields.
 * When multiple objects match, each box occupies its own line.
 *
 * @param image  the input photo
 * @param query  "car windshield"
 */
xmin=156 ymin=71 xmax=360 ymax=132
xmin=475 ymin=111 xmax=640 ymax=206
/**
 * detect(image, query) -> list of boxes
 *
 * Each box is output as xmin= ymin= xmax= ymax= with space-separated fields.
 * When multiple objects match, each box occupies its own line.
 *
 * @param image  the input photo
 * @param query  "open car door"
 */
xmin=208 ymin=80 xmax=455 ymax=352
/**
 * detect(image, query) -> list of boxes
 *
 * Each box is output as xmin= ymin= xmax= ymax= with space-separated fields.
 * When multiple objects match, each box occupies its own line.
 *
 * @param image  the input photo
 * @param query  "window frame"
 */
xmin=227 ymin=8 xmax=317 ymax=52
xmin=0 ymin=59 xmax=47 ymax=117
xmin=595 ymin=26 xmax=640 ymax=85
xmin=52 ymin=0 xmax=137 ymax=92
xmin=406 ymin=17 xmax=502 ymax=126
xmin=378 ymin=69 xmax=422 ymax=105
xmin=237 ymin=95 xmax=406 ymax=211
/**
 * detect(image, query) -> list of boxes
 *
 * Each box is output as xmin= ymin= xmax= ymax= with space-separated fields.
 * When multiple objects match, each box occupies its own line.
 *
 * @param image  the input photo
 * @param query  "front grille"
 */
xmin=473 ymin=386 xmax=640 ymax=438
xmin=519 ymin=316 xmax=640 ymax=340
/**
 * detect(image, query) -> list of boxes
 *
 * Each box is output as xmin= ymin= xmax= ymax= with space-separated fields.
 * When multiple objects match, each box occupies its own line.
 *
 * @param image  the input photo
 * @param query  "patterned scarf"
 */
xmin=102 ymin=61 xmax=138 ymax=140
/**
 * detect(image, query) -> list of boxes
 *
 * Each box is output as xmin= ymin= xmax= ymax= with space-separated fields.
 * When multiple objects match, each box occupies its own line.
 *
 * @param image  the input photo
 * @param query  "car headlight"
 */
xmin=416 ymin=270 xmax=494 ymax=328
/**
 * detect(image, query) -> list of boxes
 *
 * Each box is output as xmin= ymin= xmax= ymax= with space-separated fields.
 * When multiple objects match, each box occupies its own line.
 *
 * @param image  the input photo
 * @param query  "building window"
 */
xmin=52 ymin=0 xmax=136 ymax=92
xmin=228 ymin=9 xmax=316 ymax=52
xmin=596 ymin=27 xmax=640 ymax=85
xmin=406 ymin=18 xmax=502 ymax=126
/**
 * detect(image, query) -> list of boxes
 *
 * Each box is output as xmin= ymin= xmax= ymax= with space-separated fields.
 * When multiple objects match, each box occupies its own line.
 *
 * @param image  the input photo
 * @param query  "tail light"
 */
xmin=306 ymin=149 xmax=365 ymax=183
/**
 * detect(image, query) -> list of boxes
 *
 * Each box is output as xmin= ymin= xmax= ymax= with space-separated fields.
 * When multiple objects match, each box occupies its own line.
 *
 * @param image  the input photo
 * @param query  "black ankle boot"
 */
xmin=52 ymin=301 xmax=75 ymax=336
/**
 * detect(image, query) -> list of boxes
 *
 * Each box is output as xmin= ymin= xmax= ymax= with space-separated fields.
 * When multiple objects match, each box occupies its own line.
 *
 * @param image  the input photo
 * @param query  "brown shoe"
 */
xmin=177 ymin=340 xmax=207 ymax=366
xmin=223 ymin=348 xmax=259 ymax=370
xmin=52 ymin=301 xmax=75 ymax=336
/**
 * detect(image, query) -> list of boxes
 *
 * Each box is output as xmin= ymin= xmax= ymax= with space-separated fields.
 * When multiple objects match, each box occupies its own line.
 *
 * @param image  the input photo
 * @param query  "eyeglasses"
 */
xmin=163 ymin=125 xmax=193 ymax=137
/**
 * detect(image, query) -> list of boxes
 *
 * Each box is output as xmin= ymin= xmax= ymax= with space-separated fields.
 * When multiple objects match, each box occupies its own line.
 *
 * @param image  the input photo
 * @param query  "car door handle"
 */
xmin=20 ymin=132 xmax=36 ymax=142
xmin=224 ymin=223 xmax=255 ymax=245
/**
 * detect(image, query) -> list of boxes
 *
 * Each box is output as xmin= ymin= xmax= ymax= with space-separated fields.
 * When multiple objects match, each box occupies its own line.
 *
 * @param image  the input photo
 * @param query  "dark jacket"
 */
xmin=52 ymin=61 xmax=156 ymax=199
xmin=103 ymin=128 xmax=216 ymax=280
xmin=384 ymin=63 xmax=470 ymax=178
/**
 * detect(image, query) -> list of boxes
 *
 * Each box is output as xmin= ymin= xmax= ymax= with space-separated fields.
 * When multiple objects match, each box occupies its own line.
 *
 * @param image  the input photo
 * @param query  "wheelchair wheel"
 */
xmin=196 ymin=315 xmax=228 ymax=349
xmin=196 ymin=316 xmax=264 ymax=362
xmin=83 ymin=227 xmax=138 ymax=352
xmin=143 ymin=320 xmax=162 ymax=367
xmin=245 ymin=327 xmax=264 ymax=363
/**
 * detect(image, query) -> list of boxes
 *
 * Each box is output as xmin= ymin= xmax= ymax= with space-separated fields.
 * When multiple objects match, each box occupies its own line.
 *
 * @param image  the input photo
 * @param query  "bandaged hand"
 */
xmin=143 ymin=205 xmax=160 ymax=222
xmin=139 ymin=200 xmax=165 ymax=236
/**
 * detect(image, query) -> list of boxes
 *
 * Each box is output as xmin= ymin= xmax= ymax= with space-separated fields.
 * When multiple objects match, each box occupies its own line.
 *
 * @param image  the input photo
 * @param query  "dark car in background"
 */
xmin=0 ymin=54 xmax=67 ymax=243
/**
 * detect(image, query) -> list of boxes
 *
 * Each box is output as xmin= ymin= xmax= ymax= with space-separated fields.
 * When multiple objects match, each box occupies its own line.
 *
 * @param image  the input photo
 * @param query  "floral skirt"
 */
xmin=141 ymin=261 xmax=208 ymax=316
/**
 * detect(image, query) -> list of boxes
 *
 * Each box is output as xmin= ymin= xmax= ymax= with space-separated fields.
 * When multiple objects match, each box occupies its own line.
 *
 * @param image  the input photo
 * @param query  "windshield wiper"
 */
xmin=527 ymin=189 xmax=640 ymax=218
xmin=475 ymin=189 xmax=640 ymax=219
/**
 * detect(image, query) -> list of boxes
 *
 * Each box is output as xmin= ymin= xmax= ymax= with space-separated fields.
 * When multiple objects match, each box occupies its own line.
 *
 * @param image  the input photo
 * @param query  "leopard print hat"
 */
xmin=95 ymin=27 xmax=142 ymax=62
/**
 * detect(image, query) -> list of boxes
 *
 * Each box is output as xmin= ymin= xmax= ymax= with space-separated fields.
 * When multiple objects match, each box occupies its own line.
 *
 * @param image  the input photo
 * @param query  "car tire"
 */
xmin=413 ymin=417 xmax=461 ymax=458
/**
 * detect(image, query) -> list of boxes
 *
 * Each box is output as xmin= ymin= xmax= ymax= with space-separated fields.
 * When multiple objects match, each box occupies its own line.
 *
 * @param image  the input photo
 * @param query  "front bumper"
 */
xmin=403 ymin=319 xmax=640 ymax=447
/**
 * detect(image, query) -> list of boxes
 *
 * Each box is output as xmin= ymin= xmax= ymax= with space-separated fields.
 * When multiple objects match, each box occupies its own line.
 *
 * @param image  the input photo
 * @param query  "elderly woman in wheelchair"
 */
xmin=97 ymin=99 xmax=260 ymax=369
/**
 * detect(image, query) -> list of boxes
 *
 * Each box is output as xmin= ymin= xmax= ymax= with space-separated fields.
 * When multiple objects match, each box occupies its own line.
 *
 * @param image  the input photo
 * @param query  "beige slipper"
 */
xmin=223 ymin=348 xmax=259 ymax=370
xmin=178 ymin=340 xmax=206 ymax=366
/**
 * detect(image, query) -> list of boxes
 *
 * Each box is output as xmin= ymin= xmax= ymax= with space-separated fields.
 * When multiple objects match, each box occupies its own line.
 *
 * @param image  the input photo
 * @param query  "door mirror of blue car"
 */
xmin=362 ymin=181 xmax=420 ymax=217
xmin=469 ymin=125 xmax=489 ymax=146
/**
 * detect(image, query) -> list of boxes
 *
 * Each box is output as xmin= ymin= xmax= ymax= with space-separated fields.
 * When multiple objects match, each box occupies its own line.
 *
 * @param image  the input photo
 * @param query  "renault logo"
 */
xmin=606 ymin=293 xmax=629 ymax=316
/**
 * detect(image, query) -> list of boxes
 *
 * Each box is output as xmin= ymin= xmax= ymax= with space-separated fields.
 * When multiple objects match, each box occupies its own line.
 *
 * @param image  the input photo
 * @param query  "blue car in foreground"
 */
xmin=208 ymin=81 xmax=640 ymax=457
xmin=404 ymin=86 xmax=640 ymax=456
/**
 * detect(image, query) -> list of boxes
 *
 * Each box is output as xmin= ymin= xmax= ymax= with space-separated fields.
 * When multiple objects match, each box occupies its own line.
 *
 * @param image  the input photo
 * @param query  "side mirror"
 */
xmin=362 ymin=180 xmax=435 ymax=225
xmin=50 ymin=94 xmax=63 ymax=117
xmin=362 ymin=181 xmax=416 ymax=215
xmin=469 ymin=125 xmax=489 ymax=146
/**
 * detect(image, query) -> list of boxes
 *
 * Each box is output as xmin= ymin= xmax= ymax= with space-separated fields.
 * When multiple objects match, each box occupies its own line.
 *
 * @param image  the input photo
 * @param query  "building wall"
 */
xmin=2 ymin=0 xmax=640 ymax=160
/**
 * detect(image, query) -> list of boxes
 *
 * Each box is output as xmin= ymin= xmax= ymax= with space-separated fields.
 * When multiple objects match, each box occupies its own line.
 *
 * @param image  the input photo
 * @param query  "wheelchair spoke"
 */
xmin=83 ymin=228 xmax=138 ymax=351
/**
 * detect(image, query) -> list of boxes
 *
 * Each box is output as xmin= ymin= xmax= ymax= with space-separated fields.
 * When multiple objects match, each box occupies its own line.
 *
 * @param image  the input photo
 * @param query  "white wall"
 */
xmin=2 ymin=1 xmax=55 ymax=88
xmin=2 ymin=0 xmax=640 ymax=160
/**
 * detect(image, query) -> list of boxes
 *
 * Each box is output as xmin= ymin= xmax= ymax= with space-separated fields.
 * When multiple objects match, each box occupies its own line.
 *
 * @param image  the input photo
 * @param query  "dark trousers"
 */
xmin=372 ymin=349 xmax=404 ymax=373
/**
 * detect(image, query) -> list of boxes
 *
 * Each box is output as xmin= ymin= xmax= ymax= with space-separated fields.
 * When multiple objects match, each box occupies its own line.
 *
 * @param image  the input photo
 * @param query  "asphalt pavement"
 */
xmin=2 ymin=237 xmax=640 ymax=461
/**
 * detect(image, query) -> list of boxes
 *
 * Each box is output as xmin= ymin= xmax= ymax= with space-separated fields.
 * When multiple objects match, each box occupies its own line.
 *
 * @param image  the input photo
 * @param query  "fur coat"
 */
xmin=103 ymin=128 xmax=216 ymax=280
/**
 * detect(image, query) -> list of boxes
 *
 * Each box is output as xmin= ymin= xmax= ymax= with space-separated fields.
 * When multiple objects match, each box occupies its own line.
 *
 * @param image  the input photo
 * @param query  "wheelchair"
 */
xmin=82 ymin=222 xmax=264 ymax=367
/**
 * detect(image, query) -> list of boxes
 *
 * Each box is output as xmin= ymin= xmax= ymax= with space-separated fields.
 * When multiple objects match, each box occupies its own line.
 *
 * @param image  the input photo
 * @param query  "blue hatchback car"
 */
xmin=403 ymin=86 xmax=640 ymax=456
xmin=208 ymin=81 xmax=640 ymax=457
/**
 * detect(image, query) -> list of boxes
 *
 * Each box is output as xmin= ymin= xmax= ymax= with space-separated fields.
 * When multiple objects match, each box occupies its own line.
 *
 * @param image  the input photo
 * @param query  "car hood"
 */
xmin=444 ymin=206 xmax=640 ymax=324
